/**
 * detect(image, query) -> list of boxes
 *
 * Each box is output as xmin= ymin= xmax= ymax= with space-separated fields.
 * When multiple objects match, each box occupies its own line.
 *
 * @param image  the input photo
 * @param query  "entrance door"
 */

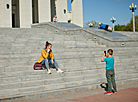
xmin=12 ymin=13 xmax=15 ymax=27
xmin=32 ymin=0 xmax=39 ymax=23
xmin=51 ymin=0 xmax=56 ymax=22
xmin=12 ymin=0 xmax=20 ymax=28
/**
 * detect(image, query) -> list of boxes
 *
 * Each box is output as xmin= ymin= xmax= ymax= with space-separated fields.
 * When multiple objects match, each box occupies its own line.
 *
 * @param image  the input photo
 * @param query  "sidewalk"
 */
xmin=18 ymin=82 xmax=138 ymax=102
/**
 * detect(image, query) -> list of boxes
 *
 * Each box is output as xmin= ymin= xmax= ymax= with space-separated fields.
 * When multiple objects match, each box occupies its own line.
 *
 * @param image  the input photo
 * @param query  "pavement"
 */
xmin=17 ymin=82 xmax=138 ymax=102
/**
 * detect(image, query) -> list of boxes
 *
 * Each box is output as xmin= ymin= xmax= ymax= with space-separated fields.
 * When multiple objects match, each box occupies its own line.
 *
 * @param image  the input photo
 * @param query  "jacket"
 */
xmin=35 ymin=49 xmax=54 ymax=63
xmin=98 ymin=23 xmax=108 ymax=30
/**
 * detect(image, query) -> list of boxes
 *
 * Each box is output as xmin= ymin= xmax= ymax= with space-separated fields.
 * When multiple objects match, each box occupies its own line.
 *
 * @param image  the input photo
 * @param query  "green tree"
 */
xmin=84 ymin=21 xmax=99 ymax=28
xmin=114 ymin=15 xmax=138 ymax=32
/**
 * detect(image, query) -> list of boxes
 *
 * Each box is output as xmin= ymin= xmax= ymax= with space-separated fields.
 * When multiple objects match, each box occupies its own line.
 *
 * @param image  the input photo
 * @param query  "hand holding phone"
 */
xmin=104 ymin=51 xmax=106 ymax=56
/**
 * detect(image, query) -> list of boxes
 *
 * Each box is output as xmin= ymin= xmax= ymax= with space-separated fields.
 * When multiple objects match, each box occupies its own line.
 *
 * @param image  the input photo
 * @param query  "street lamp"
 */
xmin=89 ymin=23 xmax=93 ymax=27
xmin=129 ymin=3 xmax=137 ymax=32
xmin=110 ymin=17 xmax=116 ymax=31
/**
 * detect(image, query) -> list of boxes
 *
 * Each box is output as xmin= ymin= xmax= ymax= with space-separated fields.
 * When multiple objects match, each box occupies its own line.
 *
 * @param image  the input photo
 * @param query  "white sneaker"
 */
xmin=57 ymin=69 xmax=64 ymax=73
xmin=47 ymin=70 xmax=51 ymax=74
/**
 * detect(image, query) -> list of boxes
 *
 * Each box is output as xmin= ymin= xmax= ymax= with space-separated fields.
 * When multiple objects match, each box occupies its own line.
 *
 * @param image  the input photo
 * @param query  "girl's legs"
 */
xmin=51 ymin=59 xmax=63 ymax=73
xmin=41 ymin=59 xmax=50 ymax=71
xmin=41 ymin=59 xmax=63 ymax=73
xmin=52 ymin=59 xmax=59 ymax=70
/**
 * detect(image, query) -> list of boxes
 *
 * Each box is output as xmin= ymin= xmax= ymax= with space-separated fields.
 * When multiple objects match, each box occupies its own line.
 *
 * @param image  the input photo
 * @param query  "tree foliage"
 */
xmin=114 ymin=15 xmax=138 ymax=32
xmin=84 ymin=21 xmax=99 ymax=28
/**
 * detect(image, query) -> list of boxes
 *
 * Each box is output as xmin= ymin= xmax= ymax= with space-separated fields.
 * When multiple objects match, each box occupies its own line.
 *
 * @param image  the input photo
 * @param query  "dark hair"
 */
xmin=107 ymin=49 xmax=113 ymax=55
xmin=45 ymin=41 xmax=52 ymax=49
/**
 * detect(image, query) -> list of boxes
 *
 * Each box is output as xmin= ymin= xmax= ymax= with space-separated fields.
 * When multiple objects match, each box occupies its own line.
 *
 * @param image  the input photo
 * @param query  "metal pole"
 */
xmin=113 ymin=22 xmax=114 ymax=31
xmin=132 ymin=11 xmax=135 ymax=32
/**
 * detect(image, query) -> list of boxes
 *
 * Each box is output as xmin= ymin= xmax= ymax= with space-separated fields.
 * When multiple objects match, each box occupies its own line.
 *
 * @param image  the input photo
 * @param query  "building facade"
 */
xmin=0 ymin=0 xmax=83 ymax=28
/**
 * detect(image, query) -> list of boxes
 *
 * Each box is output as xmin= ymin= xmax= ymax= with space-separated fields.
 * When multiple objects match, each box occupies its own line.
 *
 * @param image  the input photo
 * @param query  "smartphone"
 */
xmin=104 ymin=51 xmax=106 ymax=56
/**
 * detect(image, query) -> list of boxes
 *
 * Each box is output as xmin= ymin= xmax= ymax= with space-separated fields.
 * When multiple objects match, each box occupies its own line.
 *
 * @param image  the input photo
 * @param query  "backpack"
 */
xmin=33 ymin=63 xmax=42 ymax=70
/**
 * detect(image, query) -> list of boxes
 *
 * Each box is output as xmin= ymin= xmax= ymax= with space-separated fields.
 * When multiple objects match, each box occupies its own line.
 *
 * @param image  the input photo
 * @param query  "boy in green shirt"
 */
xmin=101 ymin=49 xmax=117 ymax=95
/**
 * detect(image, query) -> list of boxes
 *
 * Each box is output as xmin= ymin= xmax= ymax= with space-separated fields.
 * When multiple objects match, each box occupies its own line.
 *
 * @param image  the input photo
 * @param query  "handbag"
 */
xmin=33 ymin=63 xmax=42 ymax=70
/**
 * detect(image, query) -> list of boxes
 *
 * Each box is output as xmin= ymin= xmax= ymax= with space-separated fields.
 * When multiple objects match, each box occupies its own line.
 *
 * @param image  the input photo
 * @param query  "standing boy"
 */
xmin=101 ymin=49 xmax=117 ymax=95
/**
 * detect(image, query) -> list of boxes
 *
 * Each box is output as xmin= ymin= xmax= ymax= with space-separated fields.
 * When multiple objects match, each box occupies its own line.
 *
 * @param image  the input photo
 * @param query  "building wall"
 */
xmin=72 ymin=0 xmax=83 ymax=27
xmin=38 ymin=0 xmax=51 ymax=23
xmin=56 ymin=0 xmax=68 ymax=22
xmin=0 ymin=0 xmax=3 ymax=27
xmin=19 ymin=0 xmax=32 ymax=28
xmin=0 ymin=0 xmax=12 ymax=28
xmin=0 ymin=0 xmax=83 ymax=28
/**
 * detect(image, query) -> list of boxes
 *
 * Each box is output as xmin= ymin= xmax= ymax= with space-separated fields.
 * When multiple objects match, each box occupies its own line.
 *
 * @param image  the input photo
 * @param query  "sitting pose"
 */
xmin=35 ymin=41 xmax=63 ymax=74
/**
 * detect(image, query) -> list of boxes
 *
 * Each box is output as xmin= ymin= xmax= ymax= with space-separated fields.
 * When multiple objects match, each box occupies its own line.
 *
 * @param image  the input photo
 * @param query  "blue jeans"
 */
xmin=41 ymin=59 xmax=59 ymax=69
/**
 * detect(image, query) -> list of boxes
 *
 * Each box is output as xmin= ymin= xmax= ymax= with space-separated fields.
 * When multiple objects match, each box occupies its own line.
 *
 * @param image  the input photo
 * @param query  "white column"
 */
xmin=132 ymin=12 xmax=135 ymax=32
xmin=113 ymin=22 xmax=114 ymax=31
xmin=0 ymin=0 xmax=12 ymax=28
xmin=72 ymin=0 xmax=83 ymax=27
xmin=56 ymin=0 xmax=68 ymax=22
xmin=19 ymin=0 xmax=32 ymax=28
xmin=0 ymin=0 xmax=2 ymax=27
xmin=38 ymin=0 xmax=51 ymax=23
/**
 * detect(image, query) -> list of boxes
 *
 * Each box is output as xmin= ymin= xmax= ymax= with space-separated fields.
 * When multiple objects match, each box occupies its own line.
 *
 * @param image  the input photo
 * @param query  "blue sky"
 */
xmin=83 ymin=0 xmax=138 ymax=27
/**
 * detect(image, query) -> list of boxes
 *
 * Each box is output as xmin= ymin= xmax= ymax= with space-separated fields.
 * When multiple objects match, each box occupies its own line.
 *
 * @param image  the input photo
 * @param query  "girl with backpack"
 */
xmin=35 ymin=41 xmax=63 ymax=74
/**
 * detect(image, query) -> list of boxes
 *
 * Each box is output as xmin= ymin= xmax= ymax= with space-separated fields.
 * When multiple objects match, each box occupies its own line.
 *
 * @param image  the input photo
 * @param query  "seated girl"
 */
xmin=35 ymin=41 xmax=63 ymax=74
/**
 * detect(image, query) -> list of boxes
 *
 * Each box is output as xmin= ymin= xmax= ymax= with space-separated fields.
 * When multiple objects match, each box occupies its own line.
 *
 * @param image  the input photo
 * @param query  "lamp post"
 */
xmin=110 ymin=17 xmax=116 ymax=31
xmin=89 ymin=23 xmax=93 ymax=27
xmin=129 ymin=3 xmax=137 ymax=32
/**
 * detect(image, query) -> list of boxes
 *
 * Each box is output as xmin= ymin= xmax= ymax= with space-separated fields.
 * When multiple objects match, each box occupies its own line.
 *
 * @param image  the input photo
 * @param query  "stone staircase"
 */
xmin=0 ymin=28 xmax=138 ymax=101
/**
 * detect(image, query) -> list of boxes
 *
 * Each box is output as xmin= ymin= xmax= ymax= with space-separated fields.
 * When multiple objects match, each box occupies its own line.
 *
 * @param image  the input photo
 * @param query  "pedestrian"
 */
xmin=53 ymin=15 xmax=58 ymax=23
xmin=101 ymin=49 xmax=117 ymax=95
xmin=35 ymin=41 xmax=63 ymax=74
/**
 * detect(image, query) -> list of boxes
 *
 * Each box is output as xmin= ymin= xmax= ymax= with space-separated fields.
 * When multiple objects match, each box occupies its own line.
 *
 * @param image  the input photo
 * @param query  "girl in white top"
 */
xmin=53 ymin=15 xmax=58 ymax=23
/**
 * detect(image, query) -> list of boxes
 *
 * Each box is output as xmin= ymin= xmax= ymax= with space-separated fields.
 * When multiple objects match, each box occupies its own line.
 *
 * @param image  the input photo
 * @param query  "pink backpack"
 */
xmin=33 ymin=63 xmax=42 ymax=70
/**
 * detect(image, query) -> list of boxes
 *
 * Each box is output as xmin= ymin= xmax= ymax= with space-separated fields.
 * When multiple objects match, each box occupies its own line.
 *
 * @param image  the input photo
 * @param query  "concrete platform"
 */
xmin=55 ymin=22 xmax=82 ymax=29
xmin=89 ymin=28 xmax=131 ymax=39
xmin=17 ymin=82 xmax=138 ymax=102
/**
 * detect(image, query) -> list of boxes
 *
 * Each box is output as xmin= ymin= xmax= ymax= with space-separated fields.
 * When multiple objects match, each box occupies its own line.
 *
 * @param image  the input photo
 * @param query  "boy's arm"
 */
xmin=101 ymin=53 xmax=105 ymax=62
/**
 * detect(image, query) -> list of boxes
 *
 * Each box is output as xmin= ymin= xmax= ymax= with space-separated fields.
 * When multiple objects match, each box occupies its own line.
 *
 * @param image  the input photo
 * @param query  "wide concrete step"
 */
xmin=0 ymin=42 xmax=100 ymax=49
xmin=0 ymin=78 xmax=106 ymax=97
xmin=0 ymin=61 xmax=136 ymax=79
xmin=0 ymin=46 xmax=138 ymax=54
xmin=0 ymin=68 xmax=104 ymax=83
xmin=0 ymin=72 xmax=105 ymax=90
xmin=0 ymin=54 xmax=137 ymax=69
xmin=1 ymin=77 xmax=138 ymax=102
xmin=0 ymin=46 xmax=138 ymax=56
xmin=0 ymin=60 xmax=135 ymax=75
xmin=0 ymin=72 xmax=137 ymax=98
xmin=0 ymin=68 xmax=137 ymax=92
xmin=0 ymin=54 xmax=136 ymax=71
xmin=0 ymin=49 xmax=138 ymax=62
